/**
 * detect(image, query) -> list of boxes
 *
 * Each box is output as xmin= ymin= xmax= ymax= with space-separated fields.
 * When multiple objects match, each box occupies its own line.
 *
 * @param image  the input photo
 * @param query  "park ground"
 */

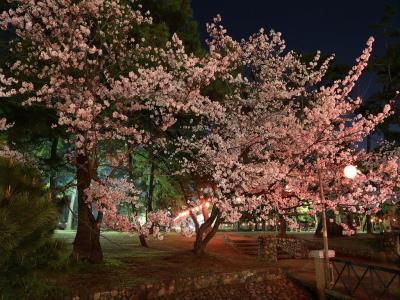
xmin=47 ymin=231 xmax=398 ymax=297
xmin=48 ymin=231 xmax=271 ymax=296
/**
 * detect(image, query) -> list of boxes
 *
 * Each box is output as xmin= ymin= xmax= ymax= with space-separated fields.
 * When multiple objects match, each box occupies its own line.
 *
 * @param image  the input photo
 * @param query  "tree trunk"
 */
xmin=365 ymin=214 xmax=373 ymax=234
xmin=66 ymin=190 xmax=77 ymax=230
xmin=127 ymin=151 xmax=149 ymax=248
xmin=346 ymin=213 xmax=356 ymax=232
xmin=193 ymin=207 xmax=222 ymax=255
xmin=72 ymin=154 xmax=103 ymax=263
xmin=193 ymin=220 xmax=221 ymax=255
xmin=147 ymin=159 xmax=155 ymax=215
xmin=279 ymin=215 xmax=287 ymax=236
xmin=315 ymin=214 xmax=323 ymax=236
xmin=193 ymin=229 xmax=207 ymax=255
xmin=49 ymin=137 xmax=58 ymax=202
xmin=200 ymin=198 xmax=209 ymax=223
xmin=262 ymin=220 xmax=266 ymax=231
xmin=196 ymin=183 xmax=210 ymax=233
xmin=146 ymin=159 xmax=155 ymax=237
xmin=139 ymin=234 xmax=148 ymax=247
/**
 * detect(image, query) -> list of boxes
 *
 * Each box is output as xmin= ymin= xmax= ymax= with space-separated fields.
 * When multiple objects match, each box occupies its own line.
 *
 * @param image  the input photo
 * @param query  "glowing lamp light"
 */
xmin=173 ymin=201 xmax=211 ymax=222
xmin=344 ymin=165 xmax=358 ymax=179
xmin=284 ymin=184 xmax=292 ymax=192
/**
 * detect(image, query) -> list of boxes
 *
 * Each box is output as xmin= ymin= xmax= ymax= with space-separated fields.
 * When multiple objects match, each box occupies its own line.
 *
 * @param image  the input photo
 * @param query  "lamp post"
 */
xmin=316 ymin=167 xmax=330 ymax=286
xmin=317 ymin=164 xmax=359 ymax=288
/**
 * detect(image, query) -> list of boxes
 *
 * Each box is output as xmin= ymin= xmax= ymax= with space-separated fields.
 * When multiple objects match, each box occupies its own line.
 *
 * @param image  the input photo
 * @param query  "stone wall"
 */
xmin=68 ymin=268 xmax=311 ymax=300
xmin=258 ymin=236 xmax=278 ymax=262
xmin=276 ymin=236 xmax=309 ymax=258
xmin=258 ymin=235 xmax=309 ymax=262
xmin=381 ymin=232 xmax=400 ymax=255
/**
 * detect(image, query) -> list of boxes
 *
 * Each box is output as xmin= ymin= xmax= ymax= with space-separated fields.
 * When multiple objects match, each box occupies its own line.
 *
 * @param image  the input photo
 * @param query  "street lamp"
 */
xmin=343 ymin=165 xmax=358 ymax=179
xmin=316 ymin=167 xmax=331 ymax=287
xmin=317 ymin=164 xmax=359 ymax=288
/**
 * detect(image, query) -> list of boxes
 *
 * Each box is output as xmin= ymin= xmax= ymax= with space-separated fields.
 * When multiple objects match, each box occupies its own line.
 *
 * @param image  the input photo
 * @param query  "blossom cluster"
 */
xmin=172 ymin=19 xmax=399 ymax=226
xmin=0 ymin=1 xmax=398 ymax=237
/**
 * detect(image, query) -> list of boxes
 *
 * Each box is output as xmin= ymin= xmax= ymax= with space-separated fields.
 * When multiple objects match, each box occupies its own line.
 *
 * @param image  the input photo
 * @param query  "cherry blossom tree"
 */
xmin=0 ymin=1 xmax=240 ymax=262
xmin=173 ymin=17 xmax=399 ymax=254
xmin=1 ymin=1 xmax=398 ymax=260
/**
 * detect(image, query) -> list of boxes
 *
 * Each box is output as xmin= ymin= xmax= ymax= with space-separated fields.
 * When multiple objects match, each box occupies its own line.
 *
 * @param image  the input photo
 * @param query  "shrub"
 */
xmin=0 ymin=157 xmax=66 ymax=299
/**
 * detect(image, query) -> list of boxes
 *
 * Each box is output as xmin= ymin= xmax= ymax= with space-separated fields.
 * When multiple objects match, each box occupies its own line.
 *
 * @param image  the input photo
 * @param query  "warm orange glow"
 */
xmin=173 ymin=202 xmax=210 ymax=221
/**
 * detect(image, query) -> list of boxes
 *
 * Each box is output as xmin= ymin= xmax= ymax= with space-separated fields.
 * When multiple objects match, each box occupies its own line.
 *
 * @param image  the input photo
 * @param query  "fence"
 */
xmin=326 ymin=258 xmax=400 ymax=300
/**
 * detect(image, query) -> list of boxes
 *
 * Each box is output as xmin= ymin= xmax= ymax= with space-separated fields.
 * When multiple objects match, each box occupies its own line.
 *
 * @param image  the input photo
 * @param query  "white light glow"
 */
xmin=173 ymin=202 xmax=210 ymax=222
xmin=344 ymin=165 xmax=358 ymax=179
xmin=284 ymin=184 xmax=292 ymax=192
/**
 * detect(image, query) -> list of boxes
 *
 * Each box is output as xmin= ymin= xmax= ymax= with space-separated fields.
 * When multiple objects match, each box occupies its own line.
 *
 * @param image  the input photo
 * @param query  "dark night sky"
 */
xmin=191 ymin=0 xmax=400 ymax=65
xmin=190 ymin=0 xmax=400 ymax=146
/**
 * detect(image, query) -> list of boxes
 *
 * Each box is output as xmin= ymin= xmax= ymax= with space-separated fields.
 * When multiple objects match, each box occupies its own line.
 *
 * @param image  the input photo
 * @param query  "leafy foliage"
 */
xmin=0 ymin=157 xmax=65 ymax=299
xmin=140 ymin=0 xmax=203 ymax=55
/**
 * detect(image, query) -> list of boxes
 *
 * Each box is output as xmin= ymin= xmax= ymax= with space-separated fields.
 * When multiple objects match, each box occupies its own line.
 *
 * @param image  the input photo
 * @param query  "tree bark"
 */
xmin=196 ymin=183 xmax=211 ymax=233
xmin=315 ymin=214 xmax=323 ymax=236
xmin=146 ymin=158 xmax=155 ymax=237
xmin=365 ymin=214 xmax=373 ymax=234
xmin=198 ymin=194 xmax=209 ymax=223
xmin=147 ymin=159 xmax=155 ymax=215
xmin=128 ymin=151 xmax=149 ymax=248
xmin=346 ymin=213 xmax=356 ymax=232
xmin=279 ymin=215 xmax=287 ymax=236
xmin=139 ymin=234 xmax=148 ymax=247
xmin=193 ymin=206 xmax=222 ymax=255
xmin=49 ymin=137 xmax=58 ymax=202
xmin=72 ymin=154 xmax=103 ymax=263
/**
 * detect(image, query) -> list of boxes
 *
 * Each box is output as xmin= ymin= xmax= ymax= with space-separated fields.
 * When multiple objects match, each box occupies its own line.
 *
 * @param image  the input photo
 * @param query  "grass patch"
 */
xmin=44 ymin=231 xmax=267 ymax=296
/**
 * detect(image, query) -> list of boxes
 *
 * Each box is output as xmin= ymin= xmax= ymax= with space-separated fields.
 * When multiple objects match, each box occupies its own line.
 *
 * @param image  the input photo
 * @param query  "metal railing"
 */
xmin=326 ymin=258 xmax=400 ymax=300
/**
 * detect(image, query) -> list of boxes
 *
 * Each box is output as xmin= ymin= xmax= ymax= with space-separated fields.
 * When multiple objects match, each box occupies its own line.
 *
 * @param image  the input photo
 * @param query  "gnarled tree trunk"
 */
xmin=72 ymin=154 xmax=103 ymax=263
xmin=196 ymin=182 xmax=211 ymax=234
xmin=192 ymin=206 xmax=222 ymax=255
xmin=178 ymin=179 xmax=221 ymax=255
